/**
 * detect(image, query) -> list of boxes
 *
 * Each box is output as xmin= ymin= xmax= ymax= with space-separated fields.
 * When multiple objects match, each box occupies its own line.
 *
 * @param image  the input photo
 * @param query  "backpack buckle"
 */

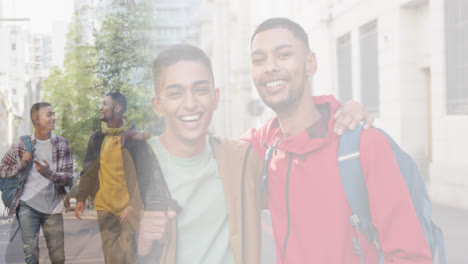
xmin=350 ymin=214 xmax=360 ymax=227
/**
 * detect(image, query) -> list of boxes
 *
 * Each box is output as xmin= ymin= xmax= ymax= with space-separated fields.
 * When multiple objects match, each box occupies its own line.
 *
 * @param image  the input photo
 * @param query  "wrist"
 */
xmin=20 ymin=161 xmax=27 ymax=170
xmin=142 ymin=130 xmax=152 ymax=140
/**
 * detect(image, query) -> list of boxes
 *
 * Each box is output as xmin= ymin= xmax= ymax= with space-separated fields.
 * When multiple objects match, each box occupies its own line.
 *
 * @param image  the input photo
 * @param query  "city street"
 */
xmin=0 ymin=211 xmax=103 ymax=264
xmin=0 ymin=204 xmax=466 ymax=263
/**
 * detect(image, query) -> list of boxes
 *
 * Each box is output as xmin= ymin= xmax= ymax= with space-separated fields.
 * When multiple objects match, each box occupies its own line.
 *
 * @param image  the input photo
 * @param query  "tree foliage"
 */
xmin=43 ymin=0 xmax=160 ymax=171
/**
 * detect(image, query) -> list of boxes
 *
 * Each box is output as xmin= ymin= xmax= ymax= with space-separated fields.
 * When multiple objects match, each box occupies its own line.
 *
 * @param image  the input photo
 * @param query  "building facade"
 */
xmin=195 ymin=0 xmax=467 ymax=208
xmin=296 ymin=0 xmax=467 ymax=208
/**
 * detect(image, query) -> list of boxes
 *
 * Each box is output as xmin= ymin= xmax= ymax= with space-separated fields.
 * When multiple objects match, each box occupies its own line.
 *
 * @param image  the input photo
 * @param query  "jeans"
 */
xmin=18 ymin=200 xmax=65 ymax=264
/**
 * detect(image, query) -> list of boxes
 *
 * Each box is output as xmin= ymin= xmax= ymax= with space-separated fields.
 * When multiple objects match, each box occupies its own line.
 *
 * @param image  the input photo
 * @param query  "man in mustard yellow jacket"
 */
xmin=75 ymin=92 xmax=151 ymax=264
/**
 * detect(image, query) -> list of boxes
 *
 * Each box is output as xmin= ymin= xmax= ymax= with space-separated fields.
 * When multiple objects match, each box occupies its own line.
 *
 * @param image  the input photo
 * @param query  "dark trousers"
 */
xmin=97 ymin=210 xmax=138 ymax=264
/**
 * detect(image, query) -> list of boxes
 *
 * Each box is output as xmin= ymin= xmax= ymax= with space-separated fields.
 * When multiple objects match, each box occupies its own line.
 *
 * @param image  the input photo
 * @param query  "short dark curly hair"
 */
xmin=105 ymin=92 xmax=127 ymax=114
xmin=251 ymin=17 xmax=310 ymax=51
xmin=151 ymin=44 xmax=213 ymax=95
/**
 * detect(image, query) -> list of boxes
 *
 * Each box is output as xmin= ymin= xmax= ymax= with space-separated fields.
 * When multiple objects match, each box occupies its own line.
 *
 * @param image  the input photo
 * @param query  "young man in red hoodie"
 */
xmin=242 ymin=18 xmax=433 ymax=263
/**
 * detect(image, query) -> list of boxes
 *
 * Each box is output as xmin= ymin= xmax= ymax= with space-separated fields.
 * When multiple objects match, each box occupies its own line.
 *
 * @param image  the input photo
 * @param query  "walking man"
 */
xmin=75 ymin=92 xmax=151 ymax=263
xmin=0 ymin=102 xmax=73 ymax=264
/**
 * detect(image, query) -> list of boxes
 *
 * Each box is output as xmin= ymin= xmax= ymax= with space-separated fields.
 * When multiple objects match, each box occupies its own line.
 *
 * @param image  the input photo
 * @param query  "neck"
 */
xmin=107 ymin=117 xmax=123 ymax=128
xmin=160 ymin=132 xmax=206 ymax=158
xmin=34 ymin=129 xmax=51 ymax=140
xmin=276 ymin=95 xmax=321 ymax=138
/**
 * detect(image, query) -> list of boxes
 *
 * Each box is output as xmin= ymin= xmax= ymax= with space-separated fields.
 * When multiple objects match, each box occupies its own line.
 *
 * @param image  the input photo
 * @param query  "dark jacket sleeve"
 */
xmin=76 ymin=132 xmax=101 ymax=203
xmin=126 ymin=140 xmax=154 ymax=208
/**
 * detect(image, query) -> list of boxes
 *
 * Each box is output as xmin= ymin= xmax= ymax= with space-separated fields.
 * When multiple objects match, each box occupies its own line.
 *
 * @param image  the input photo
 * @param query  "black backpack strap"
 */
xmin=338 ymin=124 xmax=384 ymax=264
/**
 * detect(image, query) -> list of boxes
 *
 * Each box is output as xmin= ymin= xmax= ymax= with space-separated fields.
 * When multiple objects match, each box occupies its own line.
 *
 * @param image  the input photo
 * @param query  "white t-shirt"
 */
xmin=20 ymin=138 xmax=64 ymax=214
xmin=148 ymin=136 xmax=235 ymax=264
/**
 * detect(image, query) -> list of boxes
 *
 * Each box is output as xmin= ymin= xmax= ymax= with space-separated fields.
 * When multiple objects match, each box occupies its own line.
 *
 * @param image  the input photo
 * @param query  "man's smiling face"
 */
xmin=37 ymin=106 xmax=56 ymax=132
xmin=152 ymin=60 xmax=219 ymax=146
xmin=251 ymin=27 xmax=316 ymax=112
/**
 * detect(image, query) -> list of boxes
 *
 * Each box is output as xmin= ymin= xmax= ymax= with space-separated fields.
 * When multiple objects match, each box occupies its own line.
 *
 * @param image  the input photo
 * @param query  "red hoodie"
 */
xmin=242 ymin=95 xmax=432 ymax=264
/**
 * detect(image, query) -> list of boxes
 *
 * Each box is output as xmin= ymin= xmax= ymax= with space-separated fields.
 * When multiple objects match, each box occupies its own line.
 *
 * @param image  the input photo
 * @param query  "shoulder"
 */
xmin=90 ymin=129 xmax=102 ymax=139
xmin=125 ymin=137 xmax=150 ymax=153
xmin=52 ymin=134 xmax=71 ymax=146
xmin=358 ymin=128 xmax=397 ymax=165
xmin=211 ymin=136 xmax=249 ymax=150
xmin=359 ymin=128 xmax=392 ymax=151
xmin=211 ymin=136 xmax=262 ymax=162
xmin=86 ymin=129 xmax=102 ymax=141
xmin=13 ymin=136 xmax=27 ymax=146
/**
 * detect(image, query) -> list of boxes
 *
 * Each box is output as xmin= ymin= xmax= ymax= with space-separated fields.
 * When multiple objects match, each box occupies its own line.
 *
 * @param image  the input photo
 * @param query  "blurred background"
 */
xmin=0 ymin=0 xmax=467 ymax=263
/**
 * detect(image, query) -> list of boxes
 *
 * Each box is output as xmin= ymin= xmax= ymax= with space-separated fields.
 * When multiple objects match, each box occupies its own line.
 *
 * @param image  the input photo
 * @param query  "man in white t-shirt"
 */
xmin=0 ymin=102 xmax=73 ymax=264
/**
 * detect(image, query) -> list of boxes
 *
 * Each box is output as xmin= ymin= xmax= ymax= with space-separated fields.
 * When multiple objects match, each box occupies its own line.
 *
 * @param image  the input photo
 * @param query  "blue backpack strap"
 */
xmin=18 ymin=136 xmax=34 ymax=182
xmin=375 ymin=129 xmax=446 ymax=264
xmin=20 ymin=135 xmax=34 ymax=155
xmin=432 ymin=223 xmax=446 ymax=264
xmin=9 ymin=136 xmax=35 ymax=242
xmin=338 ymin=124 xmax=384 ymax=264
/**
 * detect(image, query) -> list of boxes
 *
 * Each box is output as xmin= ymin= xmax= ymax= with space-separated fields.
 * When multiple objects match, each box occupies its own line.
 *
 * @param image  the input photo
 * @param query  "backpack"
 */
xmin=0 ymin=136 xmax=35 ymax=211
xmin=337 ymin=124 xmax=446 ymax=264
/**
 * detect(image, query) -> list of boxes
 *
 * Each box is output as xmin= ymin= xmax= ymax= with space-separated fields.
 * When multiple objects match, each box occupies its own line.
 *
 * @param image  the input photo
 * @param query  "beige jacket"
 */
xmin=141 ymin=136 xmax=264 ymax=264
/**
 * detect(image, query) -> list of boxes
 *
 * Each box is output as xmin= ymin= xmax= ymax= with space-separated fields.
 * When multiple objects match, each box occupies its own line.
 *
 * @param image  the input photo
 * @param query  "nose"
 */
xmin=264 ymin=56 xmax=279 ymax=73
xmin=183 ymin=91 xmax=198 ymax=110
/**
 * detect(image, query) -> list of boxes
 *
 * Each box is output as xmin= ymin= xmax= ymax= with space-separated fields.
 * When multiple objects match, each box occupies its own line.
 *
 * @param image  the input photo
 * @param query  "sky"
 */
xmin=3 ymin=0 xmax=74 ymax=33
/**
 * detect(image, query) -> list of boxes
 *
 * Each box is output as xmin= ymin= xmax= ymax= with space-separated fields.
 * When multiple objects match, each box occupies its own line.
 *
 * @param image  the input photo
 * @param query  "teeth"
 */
xmin=180 ymin=114 xmax=200 ymax=121
xmin=266 ymin=80 xmax=285 ymax=87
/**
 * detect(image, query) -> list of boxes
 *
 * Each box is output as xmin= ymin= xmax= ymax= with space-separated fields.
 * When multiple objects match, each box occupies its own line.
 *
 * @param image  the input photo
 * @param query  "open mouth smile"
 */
xmin=178 ymin=113 xmax=203 ymax=129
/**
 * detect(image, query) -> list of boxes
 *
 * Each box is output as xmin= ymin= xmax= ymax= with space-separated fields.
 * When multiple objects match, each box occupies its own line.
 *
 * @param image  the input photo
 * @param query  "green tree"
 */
xmin=96 ymin=0 xmax=158 ymax=128
xmin=43 ymin=1 xmax=160 ymax=170
xmin=43 ymin=13 xmax=104 ymax=169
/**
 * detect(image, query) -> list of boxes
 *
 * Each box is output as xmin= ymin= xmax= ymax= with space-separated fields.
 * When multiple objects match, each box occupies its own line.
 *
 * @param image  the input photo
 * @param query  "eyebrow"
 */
xmin=251 ymin=44 xmax=293 ymax=56
xmin=193 ymin=80 xmax=210 ymax=86
xmin=165 ymin=80 xmax=210 ymax=90
xmin=165 ymin=84 xmax=184 ymax=90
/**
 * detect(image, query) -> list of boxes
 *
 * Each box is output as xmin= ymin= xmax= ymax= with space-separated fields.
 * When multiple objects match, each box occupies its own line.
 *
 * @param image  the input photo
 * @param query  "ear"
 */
xmin=305 ymin=52 xmax=317 ymax=77
xmin=214 ymin=88 xmax=220 ymax=110
xmin=32 ymin=113 xmax=39 ymax=126
xmin=151 ymin=96 xmax=164 ymax=117
xmin=113 ymin=104 xmax=122 ymax=115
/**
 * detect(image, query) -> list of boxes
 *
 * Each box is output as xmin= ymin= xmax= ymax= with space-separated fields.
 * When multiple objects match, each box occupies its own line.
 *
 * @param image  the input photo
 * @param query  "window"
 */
xmin=360 ymin=20 xmax=380 ymax=113
xmin=337 ymin=33 xmax=353 ymax=102
xmin=445 ymin=0 xmax=468 ymax=115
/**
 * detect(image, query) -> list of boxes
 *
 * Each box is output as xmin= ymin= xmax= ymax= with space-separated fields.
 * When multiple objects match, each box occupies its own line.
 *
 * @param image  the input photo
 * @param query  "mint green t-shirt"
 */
xmin=148 ymin=136 xmax=235 ymax=264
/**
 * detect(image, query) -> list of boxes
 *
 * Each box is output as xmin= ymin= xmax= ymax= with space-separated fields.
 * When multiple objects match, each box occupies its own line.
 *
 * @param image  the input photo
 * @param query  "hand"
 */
xmin=34 ymin=159 xmax=49 ymax=174
xmin=21 ymin=152 xmax=33 ymax=170
xmin=63 ymin=196 xmax=70 ymax=210
xmin=333 ymin=100 xmax=375 ymax=135
xmin=75 ymin=201 xmax=85 ymax=220
xmin=137 ymin=211 xmax=177 ymax=256
xmin=120 ymin=205 xmax=135 ymax=224
xmin=120 ymin=130 xmax=151 ymax=148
